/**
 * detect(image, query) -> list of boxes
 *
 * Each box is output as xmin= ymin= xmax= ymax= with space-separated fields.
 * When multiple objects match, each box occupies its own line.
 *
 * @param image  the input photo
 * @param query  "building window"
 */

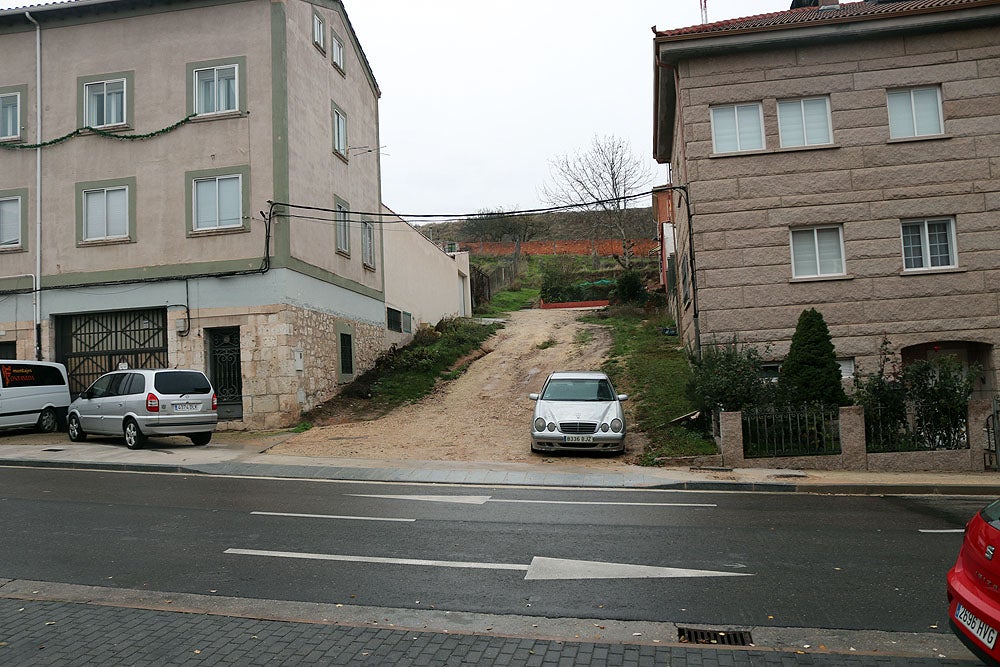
xmin=777 ymin=97 xmax=832 ymax=147
xmin=83 ymin=186 xmax=129 ymax=241
xmin=339 ymin=333 xmax=353 ymax=375
xmin=760 ymin=363 xmax=781 ymax=383
xmin=362 ymin=221 xmax=375 ymax=267
xmin=402 ymin=312 xmax=412 ymax=334
xmin=887 ymin=86 xmax=943 ymax=139
xmin=836 ymin=358 xmax=855 ymax=379
xmin=85 ymin=79 xmax=126 ymax=127
xmin=790 ymin=226 xmax=845 ymax=278
xmin=194 ymin=174 xmax=243 ymax=230
xmin=0 ymin=92 xmax=19 ymax=140
xmin=195 ymin=64 xmax=238 ymax=115
xmin=313 ymin=13 xmax=326 ymax=51
xmin=387 ymin=308 xmax=402 ymax=333
xmin=901 ymin=217 xmax=956 ymax=270
xmin=335 ymin=200 xmax=350 ymax=254
xmin=333 ymin=105 xmax=347 ymax=157
xmin=0 ymin=196 xmax=21 ymax=247
xmin=710 ymin=103 xmax=764 ymax=153
xmin=332 ymin=32 xmax=345 ymax=70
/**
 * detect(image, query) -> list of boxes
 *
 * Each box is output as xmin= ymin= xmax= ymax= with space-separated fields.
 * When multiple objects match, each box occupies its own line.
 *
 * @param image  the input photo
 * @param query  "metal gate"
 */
xmin=56 ymin=309 xmax=168 ymax=394
xmin=986 ymin=396 xmax=999 ymax=472
xmin=208 ymin=327 xmax=243 ymax=421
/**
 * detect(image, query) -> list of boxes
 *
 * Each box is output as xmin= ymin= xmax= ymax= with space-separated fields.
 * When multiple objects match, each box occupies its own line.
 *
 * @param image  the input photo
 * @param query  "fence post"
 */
xmin=839 ymin=405 xmax=867 ymax=471
xmin=719 ymin=411 xmax=745 ymax=468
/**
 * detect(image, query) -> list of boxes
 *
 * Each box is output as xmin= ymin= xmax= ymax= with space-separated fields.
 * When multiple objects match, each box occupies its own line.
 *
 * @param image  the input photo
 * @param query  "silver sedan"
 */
xmin=529 ymin=371 xmax=627 ymax=454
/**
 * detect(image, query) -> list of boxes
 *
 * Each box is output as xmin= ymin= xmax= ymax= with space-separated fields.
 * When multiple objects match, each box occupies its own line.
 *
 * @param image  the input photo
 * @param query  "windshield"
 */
xmin=982 ymin=498 xmax=1000 ymax=529
xmin=540 ymin=378 xmax=615 ymax=402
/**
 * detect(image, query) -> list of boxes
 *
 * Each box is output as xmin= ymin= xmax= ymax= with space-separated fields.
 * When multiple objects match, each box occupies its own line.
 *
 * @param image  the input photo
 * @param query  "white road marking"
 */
xmin=347 ymin=494 xmax=715 ymax=508
xmin=251 ymin=511 xmax=414 ymax=523
xmin=919 ymin=529 xmax=965 ymax=533
xmin=224 ymin=548 xmax=753 ymax=580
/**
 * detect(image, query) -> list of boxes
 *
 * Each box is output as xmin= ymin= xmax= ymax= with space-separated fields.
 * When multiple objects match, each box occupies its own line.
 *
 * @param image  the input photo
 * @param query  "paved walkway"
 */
xmin=0 ymin=429 xmax=996 ymax=665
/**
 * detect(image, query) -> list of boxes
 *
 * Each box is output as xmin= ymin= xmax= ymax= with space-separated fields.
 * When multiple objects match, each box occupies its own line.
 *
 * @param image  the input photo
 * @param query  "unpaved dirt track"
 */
xmin=270 ymin=308 xmax=646 ymax=466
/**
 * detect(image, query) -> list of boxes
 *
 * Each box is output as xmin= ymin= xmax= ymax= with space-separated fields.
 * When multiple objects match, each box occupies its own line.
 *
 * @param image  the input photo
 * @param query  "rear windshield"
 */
xmin=1 ymin=363 xmax=66 ymax=388
xmin=541 ymin=378 xmax=615 ymax=402
xmin=981 ymin=499 xmax=1000 ymax=529
xmin=153 ymin=371 xmax=211 ymax=395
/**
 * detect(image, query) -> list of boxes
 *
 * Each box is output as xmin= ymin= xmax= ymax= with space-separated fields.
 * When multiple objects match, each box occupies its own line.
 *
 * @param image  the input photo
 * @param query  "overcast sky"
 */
xmin=2 ymin=0 xmax=795 ymax=217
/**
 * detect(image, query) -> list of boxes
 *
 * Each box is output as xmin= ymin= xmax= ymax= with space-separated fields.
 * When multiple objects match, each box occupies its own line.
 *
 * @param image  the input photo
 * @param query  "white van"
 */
xmin=0 ymin=360 xmax=72 ymax=433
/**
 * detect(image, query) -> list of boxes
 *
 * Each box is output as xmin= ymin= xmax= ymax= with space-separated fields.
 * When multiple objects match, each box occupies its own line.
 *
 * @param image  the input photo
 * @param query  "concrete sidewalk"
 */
xmin=0 ymin=429 xmax=997 ymax=495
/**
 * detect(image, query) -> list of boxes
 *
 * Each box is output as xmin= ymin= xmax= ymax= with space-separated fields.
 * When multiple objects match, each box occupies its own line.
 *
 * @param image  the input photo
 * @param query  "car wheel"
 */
xmin=36 ymin=407 xmax=58 ymax=433
xmin=190 ymin=433 xmax=212 ymax=446
xmin=124 ymin=419 xmax=146 ymax=450
xmin=67 ymin=414 xmax=87 ymax=442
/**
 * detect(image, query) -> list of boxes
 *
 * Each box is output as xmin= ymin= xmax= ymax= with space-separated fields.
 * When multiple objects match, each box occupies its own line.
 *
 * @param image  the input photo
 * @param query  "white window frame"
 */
xmin=313 ymin=13 xmax=326 ymax=51
xmin=887 ymin=86 xmax=943 ymax=139
xmin=710 ymin=102 xmax=765 ymax=153
xmin=335 ymin=202 xmax=350 ymax=254
xmin=332 ymin=32 xmax=345 ymax=70
xmin=193 ymin=174 xmax=243 ymax=231
xmin=836 ymin=358 xmax=855 ymax=379
xmin=83 ymin=186 xmax=129 ymax=241
xmin=790 ymin=225 xmax=846 ymax=278
xmin=900 ymin=217 xmax=957 ymax=271
xmin=0 ymin=196 xmax=21 ymax=247
xmin=362 ymin=221 xmax=375 ymax=267
xmin=777 ymin=96 xmax=833 ymax=148
xmin=333 ymin=107 xmax=347 ymax=157
xmin=194 ymin=64 xmax=239 ymax=116
xmin=84 ymin=78 xmax=126 ymax=128
xmin=0 ymin=92 xmax=19 ymax=140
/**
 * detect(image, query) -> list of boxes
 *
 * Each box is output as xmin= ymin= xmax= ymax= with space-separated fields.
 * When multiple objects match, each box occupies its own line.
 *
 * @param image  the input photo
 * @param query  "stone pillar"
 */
xmin=967 ymin=400 xmax=993 ymax=472
xmin=719 ymin=411 xmax=745 ymax=468
xmin=839 ymin=405 xmax=868 ymax=471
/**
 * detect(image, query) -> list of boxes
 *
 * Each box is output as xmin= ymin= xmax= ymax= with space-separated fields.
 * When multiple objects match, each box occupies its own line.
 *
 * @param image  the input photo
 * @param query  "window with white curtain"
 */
xmin=85 ymin=79 xmax=126 ymax=127
xmin=790 ymin=226 xmax=845 ymax=278
xmin=193 ymin=175 xmax=242 ymax=230
xmin=901 ymin=217 xmax=956 ymax=270
xmin=335 ymin=202 xmax=350 ymax=253
xmin=777 ymin=96 xmax=832 ymax=147
xmin=333 ymin=106 xmax=347 ymax=156
xmin=710 ymin=103 xmax=764 ymax=153
xmin=362 ymin=221 xmax=375 ymax=267
xmin=313 ymin=13 xmax=325 ymax=51
xmin=332 ymin=32 xmax=345 ymax=70
xmin=194 ymin=65 xmax=238 ymax=115
xmin=0 ymin=197 xmax=21 ymax=247
xmin=83 ymin=186 xmax=129 ymax=241
xmin=0 ymin=93 xmax=19 ymax=140
xmin=887 ymin=86 xmax=943 ymax=139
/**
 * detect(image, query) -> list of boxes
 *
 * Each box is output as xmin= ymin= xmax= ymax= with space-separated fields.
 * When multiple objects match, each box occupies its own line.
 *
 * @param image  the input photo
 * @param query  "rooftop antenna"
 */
xmin=700 ymin=0 xmax=708 ymax=23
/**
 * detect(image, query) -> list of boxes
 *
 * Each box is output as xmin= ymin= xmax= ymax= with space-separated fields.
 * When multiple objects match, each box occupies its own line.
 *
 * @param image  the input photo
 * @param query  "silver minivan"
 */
xmin=0 ymin=360 xmax=72 ymax=433
xmin=68 ymin=369 xmax=218 ymax=449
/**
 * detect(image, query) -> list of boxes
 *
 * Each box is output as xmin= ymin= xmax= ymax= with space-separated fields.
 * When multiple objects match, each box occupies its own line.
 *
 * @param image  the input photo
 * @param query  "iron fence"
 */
xmin=742 ymin=405 xmax=841 ymax=459
xmin=864 ymin=402 xmax=969 ymax=453
xmin=985 ymin=396 xmax=998 ymax=471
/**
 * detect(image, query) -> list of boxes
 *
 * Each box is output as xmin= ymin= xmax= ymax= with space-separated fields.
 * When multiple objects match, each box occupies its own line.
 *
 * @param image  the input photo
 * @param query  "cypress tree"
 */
xmin=778 ymin=308 xmax=848 ymax=406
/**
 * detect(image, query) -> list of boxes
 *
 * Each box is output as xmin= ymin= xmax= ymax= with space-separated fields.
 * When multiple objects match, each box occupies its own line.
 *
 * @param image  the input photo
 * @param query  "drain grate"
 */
xmin=677 ymin=627 xmax=753 ymax=646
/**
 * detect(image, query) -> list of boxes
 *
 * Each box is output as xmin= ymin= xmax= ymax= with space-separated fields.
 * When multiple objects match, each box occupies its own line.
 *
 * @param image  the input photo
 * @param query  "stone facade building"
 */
xmin=653 ymin=0 xmax=1000 ymax=398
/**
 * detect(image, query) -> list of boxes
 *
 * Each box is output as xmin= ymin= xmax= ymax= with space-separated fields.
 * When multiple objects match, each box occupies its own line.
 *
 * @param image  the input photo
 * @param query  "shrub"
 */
xmin=686 ymin=337 xmax=773 ymax=413
xmin=614 ymin=270 xmax=645 ymax=304
xmin=778 ymin=308 xmax=848 ymax=406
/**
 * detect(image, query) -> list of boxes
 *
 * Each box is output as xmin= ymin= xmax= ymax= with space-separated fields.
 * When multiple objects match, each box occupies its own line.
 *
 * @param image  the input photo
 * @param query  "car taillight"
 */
xmin=146 ymin=393 xmax=160 ymax=412
xmin=212 ymin=393 xmax=217 ymax=410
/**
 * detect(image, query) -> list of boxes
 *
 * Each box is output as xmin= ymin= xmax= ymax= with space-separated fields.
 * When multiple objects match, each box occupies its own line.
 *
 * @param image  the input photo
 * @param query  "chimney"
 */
xmin=789 ymin=0 xmax=819 ymax=8
xmin=818 ymin=0 xmax=840 ymax=7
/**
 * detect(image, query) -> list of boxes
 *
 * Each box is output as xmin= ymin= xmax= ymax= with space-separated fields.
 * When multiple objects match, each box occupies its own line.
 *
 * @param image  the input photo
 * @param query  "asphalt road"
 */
xmin=0 ymin=467 xmax=989 ymax=635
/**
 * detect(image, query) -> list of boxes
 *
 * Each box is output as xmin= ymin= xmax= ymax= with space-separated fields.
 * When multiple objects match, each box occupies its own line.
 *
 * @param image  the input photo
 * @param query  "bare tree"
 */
xmin=541 ymin=134 xmax=652 ymax=268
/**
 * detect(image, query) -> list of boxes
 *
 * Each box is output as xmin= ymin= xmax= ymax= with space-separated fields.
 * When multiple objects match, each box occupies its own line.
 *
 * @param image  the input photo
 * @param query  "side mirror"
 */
xmin=528 ymin=393 xmax=539 ymax=401
xmin=618 ymin=394 xmax=628 ymax=401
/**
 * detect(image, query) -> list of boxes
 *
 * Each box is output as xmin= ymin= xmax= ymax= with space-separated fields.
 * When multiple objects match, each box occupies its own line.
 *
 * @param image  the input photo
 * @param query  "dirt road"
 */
xmin=269 ymin=308 xmax=646 ymax=466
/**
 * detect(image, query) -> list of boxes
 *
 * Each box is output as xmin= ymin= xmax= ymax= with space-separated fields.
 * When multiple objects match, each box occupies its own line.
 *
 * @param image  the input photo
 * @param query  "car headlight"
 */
xmin=600 ymin=423 xmax=610 ymax=432
xmin=547 ymin=422 xmax=557 ymax=432
xmin=610 ymin=418 xmax=623 ymax=433
xmin=534 ymin=417 xmax=546 ymax=432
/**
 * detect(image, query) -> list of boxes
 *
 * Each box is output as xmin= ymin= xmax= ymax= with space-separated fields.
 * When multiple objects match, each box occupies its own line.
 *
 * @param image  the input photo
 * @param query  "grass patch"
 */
xmin=574 ymin=329 xmax=594 ymax=345
xmin=291 ymin=421 xmax=313 ymax=433
xmin=582 ymin=307 xmax=717 ymax=462
xmin=475 ymin=287 xmax=540 ymax=316
xmin=537 ymin=338 xmax=557 ymax=350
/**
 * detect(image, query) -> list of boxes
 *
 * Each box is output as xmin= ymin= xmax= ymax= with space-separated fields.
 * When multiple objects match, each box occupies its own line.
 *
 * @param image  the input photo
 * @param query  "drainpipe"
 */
xmin=25 ymin=11 xmax=42 ymax=360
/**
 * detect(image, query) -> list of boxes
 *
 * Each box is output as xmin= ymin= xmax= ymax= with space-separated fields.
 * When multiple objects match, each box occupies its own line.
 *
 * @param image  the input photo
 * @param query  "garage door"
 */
xmin=56 ymin=308 xmax=168 ymax=394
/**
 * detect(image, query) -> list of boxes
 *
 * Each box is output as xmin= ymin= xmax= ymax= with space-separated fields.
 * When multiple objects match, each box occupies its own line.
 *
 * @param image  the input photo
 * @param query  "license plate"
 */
xmin=956 ymin=602 xmax=998 ymax=649
xmin=173 ymin=403 xmax=200 ymax=413
xmin=564 ymin=435 xmax=594 ymax=443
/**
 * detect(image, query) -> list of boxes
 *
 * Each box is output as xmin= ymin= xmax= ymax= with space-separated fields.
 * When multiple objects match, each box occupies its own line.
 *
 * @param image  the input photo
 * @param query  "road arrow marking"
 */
xmin=252 ymin=511 xmax=414 ymax=523
xmin=224 ymin=548 xmax=752 ymax=580
xmin=347 ymin=494 xmax=715 ymax=508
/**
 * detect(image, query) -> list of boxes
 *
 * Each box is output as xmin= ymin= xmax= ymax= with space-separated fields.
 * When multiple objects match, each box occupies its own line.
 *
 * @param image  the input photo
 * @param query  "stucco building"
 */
xmin=0 ymin=0 xmax=465 ymax=429
xmin=653 ymin=0 xmax=1000 ymax=398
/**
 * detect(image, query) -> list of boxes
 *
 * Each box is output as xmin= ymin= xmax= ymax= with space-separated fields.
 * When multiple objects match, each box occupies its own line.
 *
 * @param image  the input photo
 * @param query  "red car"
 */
xmin=948 ymin=498 xmax=1000 ymax=666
